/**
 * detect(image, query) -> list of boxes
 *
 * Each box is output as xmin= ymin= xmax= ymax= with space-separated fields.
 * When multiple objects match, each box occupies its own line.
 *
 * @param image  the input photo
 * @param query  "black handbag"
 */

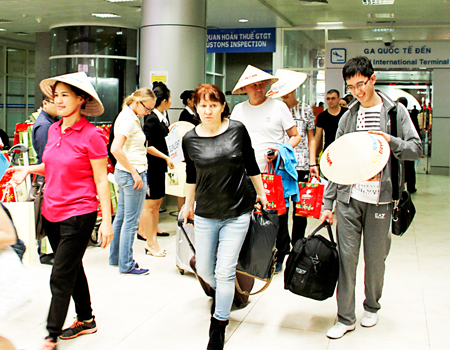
xmin=284 ymin=221 xmax=339 ymax=301
xmin=27 ymin=178 xmax=46 ymax=240
xmin=392 ymin=190 xmax=416 ymax=236
xmin=235 ymin=208 xmax=279 ymax=295
xmin=389 ymin=105 xmax=416 ymax=236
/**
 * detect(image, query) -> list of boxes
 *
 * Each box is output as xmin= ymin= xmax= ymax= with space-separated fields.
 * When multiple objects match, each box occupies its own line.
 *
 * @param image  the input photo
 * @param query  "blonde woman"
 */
xmin=109 ymin=88 xmax=156 ymax=275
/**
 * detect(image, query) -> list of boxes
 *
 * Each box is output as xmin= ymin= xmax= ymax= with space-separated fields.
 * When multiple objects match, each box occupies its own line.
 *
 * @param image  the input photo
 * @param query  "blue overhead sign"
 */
xmin=207 ymin=28 xmax=276 ymax=54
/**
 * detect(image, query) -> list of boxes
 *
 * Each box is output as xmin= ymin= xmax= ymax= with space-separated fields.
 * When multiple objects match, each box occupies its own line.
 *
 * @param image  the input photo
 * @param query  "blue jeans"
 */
xmin=194 ymin=212 xmax=251 ymax=321
xmin=109 ymin=169 xmax=147 ymax=273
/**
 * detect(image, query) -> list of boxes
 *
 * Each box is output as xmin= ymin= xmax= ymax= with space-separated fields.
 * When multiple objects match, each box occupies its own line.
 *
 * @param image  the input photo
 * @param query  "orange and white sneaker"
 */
xmin=59 ymin=317 xmax=97 ymax=340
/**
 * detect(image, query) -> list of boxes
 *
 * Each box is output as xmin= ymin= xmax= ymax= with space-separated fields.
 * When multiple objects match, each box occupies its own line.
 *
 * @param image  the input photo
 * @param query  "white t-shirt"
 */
xmin=114 ymin=106 xmax=147 ymax=173
xmin=350 ymin=103 xmax=389 ymax=204
xmin=231 ymin=98 xmax=295 ymax=172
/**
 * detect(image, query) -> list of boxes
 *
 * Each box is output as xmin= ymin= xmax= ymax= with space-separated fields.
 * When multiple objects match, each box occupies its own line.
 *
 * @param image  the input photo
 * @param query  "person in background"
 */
xmin=179 ymin=90 xmax=199 ymax=125
xmin=321 ymin=57 xmax=422 ymax=340
xmin=0 ymin=128 xmax=9 ymax=150
xmin=339 ymin=99 xmax=348 ymax=108
xmin=281 ymin=89 xmax=319 ymax=244
xmin=31 ymin=95 xmax=59 ymax=265
xmin=109 ymin=88 xmax=156 ymax=276
xmin=139 ymin=82 xmax=175 ymax=257
xmin=397 ymin=97 xmax=420 ymax=194
xmin=182 ymin=84 xmax=267 ymax=350
xmin=315 ymin=89 xmax=348 ymax=157
xmin=7 ymin=72 xmax=113 ymax=349
xmin=0 ymin=203 xmax=19 ymax=350
xmin=230 ymin=65 xmax=301 ymax=274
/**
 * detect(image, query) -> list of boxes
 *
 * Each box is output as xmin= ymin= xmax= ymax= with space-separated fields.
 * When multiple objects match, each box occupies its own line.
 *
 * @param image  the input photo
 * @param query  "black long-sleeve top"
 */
xmin=182 ymin=119 xmax=260 ymax=219
xmin=143 ymin=112 xmax=169 ymax=173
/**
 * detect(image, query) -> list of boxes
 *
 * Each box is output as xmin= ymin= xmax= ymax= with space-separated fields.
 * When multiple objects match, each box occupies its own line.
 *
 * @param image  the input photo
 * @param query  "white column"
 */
xmin=140 ymin=0 xmax=207 ymax=116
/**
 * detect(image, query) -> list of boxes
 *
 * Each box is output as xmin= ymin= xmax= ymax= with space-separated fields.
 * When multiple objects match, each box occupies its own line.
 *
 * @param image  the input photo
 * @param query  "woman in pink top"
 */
xmin=8 ymin=72 xmax=113 ymax=350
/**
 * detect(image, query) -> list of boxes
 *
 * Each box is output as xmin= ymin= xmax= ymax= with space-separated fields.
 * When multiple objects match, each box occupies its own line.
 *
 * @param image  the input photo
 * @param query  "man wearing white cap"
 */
xmin=321 ymin=56 xmax=422 ymax=339
xmin=267 ymin=69 xmax=318 ymax=246
xmin=230 ymin=65 xmax=301 ymax=272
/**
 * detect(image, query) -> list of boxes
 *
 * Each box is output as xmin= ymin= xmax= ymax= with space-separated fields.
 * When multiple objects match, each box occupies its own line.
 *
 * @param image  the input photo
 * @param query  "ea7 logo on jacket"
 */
xmin=375 ymin=213 xmax=386 ymax=219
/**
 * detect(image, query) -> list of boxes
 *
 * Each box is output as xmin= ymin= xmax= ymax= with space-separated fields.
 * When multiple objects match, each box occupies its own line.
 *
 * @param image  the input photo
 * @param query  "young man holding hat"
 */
xmin=321 ymin=56 xmax=422 ymax=339
xmin=230 ymin=65 xmax=301 ymax=272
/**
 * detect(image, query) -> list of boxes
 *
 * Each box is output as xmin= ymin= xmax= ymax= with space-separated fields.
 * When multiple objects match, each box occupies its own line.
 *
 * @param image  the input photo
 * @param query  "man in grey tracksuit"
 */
xmin=321 ymin=56 xmax=422 ymax=339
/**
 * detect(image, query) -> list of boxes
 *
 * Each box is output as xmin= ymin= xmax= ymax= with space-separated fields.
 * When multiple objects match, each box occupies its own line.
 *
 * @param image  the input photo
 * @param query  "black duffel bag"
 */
xmin=284 ymin=221 xmax=339 ymax=301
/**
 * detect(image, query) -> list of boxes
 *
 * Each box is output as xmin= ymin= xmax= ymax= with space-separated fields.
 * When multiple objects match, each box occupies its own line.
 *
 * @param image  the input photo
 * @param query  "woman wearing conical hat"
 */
xmin=7 ymin=72 xmax=112 ymax=349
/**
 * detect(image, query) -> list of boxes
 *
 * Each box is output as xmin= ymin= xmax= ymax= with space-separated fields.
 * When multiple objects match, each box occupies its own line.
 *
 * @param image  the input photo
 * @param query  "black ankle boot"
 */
xmin=207 ymin=317 xmax=228 ymax=350
xmin=210 ymin=289 xmax=216 ymax=316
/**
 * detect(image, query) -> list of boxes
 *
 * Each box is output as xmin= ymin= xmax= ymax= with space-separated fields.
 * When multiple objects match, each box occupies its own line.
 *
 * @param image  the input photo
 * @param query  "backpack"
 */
xmin=284 ymin=221 xmax=339 ymax=301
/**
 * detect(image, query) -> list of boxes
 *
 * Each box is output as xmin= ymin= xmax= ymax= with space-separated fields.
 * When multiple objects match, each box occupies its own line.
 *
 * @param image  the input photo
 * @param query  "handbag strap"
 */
xmin=307 ymin=220 xmax=335 ymax=244
xmin=263 ymin=160 xmax=275 ymax=175
xmin=235 ymin=251 xmax=277 ymax=296
xmin=389 ymin=104 xmax=400 ymax=202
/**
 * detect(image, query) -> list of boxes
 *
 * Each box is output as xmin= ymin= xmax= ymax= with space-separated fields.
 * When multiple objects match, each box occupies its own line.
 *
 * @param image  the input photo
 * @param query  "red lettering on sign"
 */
xmin=327 ymin=152 xmax=332 ymax=166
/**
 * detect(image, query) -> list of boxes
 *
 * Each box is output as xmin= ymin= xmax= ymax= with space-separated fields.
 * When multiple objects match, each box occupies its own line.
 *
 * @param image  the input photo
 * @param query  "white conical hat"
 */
xmin=169 ymin=121 xmax=195 ymax=139
xmin=320 ymin=132 xmax=390 ymax=185
xmin=39 ymin=72 xmax=104 ymax=117
xmin=266 ymin=69 xmax=308 ymax=98
xmin=232 ymin=65 xmax=278 ymax=95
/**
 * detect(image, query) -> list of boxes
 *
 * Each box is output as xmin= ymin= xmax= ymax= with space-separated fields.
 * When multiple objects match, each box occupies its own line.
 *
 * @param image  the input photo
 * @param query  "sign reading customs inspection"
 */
xmin=207 ymin=28 xmax=276 ymax=54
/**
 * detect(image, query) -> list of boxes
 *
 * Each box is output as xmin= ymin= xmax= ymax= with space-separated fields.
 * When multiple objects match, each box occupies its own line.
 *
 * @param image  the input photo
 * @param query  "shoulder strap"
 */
xmin=389 ymin=104 xmax=400 ymax=201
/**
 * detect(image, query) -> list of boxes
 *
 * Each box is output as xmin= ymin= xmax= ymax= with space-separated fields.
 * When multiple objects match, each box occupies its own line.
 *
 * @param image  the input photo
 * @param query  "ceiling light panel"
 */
xmin=362 ymin=0 xmax=395 ymax=4
xmin=368 ymin=13 xmax=395 ymax=18
xmin=92 ymin=13 xmax=121 ymax=18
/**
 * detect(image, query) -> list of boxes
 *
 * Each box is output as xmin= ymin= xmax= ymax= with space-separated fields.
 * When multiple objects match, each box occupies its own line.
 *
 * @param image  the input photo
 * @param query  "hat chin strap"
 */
xmin=61 ymin=103 xmax=83 ymax=118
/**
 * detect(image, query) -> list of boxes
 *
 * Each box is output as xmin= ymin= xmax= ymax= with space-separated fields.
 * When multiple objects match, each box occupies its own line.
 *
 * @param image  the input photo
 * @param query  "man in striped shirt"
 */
xmin=321 ymin=56 xmax=422 ymax=339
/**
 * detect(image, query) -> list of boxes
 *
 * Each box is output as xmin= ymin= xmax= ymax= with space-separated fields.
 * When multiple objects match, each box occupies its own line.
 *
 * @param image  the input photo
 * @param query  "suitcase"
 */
xmin=175 ymin=208 xmax=195 ymax=276
xmin=176 ymin=207 xmax=254 ymax=307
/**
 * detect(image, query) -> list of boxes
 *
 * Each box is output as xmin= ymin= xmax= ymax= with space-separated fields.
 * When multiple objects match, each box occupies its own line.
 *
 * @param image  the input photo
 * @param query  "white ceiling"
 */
xmin=0 ymin=0 xmax=449 ymax=44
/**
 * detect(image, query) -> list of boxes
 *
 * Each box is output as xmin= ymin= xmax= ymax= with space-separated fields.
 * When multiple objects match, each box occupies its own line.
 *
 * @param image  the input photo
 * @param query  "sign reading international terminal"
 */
xmin=207 ymin=28 xmax=276 ymax=54
xmin=327 ymin=41 xmax=450 ymax=69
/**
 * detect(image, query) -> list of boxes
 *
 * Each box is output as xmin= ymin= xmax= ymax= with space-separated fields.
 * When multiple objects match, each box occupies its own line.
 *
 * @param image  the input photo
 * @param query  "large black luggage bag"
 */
xmin=284 ymin=221 xmax=339 ymax=301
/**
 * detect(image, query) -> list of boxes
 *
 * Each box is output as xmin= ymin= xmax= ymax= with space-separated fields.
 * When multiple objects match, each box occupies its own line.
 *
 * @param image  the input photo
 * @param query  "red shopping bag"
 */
xmin=262 ymin=162 xmax=286 ymax=215
xmin=295 ymin=179 xmax=324 ymax=219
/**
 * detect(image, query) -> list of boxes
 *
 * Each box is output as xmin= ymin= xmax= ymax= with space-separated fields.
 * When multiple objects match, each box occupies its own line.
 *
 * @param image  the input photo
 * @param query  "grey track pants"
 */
xmin=335 ymin=198 xmax=392 ymax=325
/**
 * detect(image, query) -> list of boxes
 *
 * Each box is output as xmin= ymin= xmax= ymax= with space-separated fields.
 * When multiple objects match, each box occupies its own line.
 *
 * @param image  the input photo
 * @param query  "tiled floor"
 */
xmin=2 ymin=173 xmax=450 ymax=350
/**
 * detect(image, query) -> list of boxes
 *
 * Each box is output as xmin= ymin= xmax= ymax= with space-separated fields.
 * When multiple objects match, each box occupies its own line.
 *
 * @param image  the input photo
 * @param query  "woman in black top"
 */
xmin=140 ymin=82 xmax=174 ymax=257
xmin=182 ymin=84 xmax=267 ymax=350
xmin=179 ymin=90 xmax=199 ymax=125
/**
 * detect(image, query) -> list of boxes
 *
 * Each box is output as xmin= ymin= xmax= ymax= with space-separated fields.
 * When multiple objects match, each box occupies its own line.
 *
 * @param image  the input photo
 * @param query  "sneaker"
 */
xmin=60 ymin=317 xmax=97 ymax=340
xmin=274 ymin=262 xmax=283 ymax=274
xmin=121 ymin=266 xmax=150 ymax=275
xmin=41 ymin=338 xmax=57 ymax=350
xmin=326 ymin=322 xmax=356 ymax=339
xmin=360 ymin=311 xmax=378 ymax=327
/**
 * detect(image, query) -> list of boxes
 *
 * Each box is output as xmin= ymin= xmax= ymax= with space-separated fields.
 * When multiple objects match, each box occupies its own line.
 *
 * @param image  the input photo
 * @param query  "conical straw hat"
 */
xmin=39 ymin=72 xmax=104 ymax=117
xmin=169 ymin=121 xmax=195 ymax=139
xmin=266 ymin=69 xmax=308 ymax=98
xmin=320 ymin=132 xmax=390 ymax=185
xmin=232 ymin=65 xmax=278 ymax=95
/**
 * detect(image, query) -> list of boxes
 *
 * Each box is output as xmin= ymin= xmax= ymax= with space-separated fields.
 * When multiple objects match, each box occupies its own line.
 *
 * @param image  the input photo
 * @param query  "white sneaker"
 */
xmin=360 ymin=311 xmax=378 ymax=327
xmin=326 ymin=322 xmax=356 ymax=339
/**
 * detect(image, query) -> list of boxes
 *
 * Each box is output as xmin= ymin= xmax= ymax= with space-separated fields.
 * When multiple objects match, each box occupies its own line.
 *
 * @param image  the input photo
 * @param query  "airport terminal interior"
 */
xmin=0 ymin=0 xmax=450 ymax=349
